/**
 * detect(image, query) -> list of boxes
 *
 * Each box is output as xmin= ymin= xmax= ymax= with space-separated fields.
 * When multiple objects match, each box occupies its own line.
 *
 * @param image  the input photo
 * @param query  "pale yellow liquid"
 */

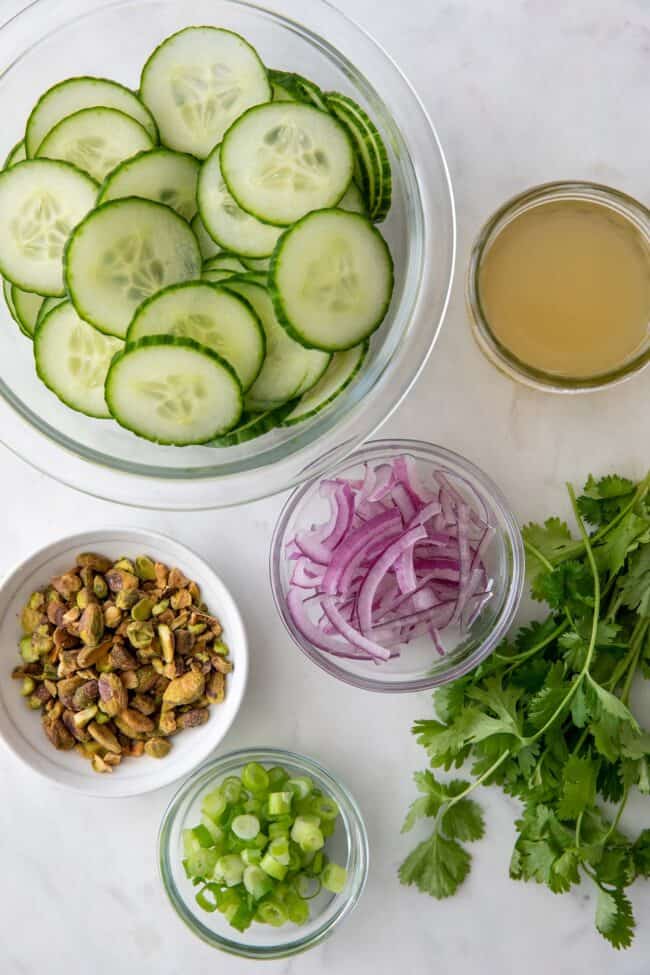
xmin=478 ymin=199 xmax=650 ymax=378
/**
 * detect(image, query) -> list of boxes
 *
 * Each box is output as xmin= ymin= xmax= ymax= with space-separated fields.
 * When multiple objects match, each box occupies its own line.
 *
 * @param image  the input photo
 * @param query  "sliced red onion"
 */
xmin=321 ymin=509 xmax=402 ymax=595
xmin=357 ymin=525 xmax=427 ymax=634
xmin=321 ymin=596 xmax=391 ymax=661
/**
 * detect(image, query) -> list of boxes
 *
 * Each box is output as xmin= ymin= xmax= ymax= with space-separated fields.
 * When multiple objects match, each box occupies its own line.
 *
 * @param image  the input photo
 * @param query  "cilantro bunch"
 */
xmin=399 ymin=473 xmax=650 ymax=949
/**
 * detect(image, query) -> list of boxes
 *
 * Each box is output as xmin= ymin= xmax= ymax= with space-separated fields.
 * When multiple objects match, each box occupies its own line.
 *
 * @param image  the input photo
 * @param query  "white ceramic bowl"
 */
xmin=0 ymin=529 xmax=248 ymax=797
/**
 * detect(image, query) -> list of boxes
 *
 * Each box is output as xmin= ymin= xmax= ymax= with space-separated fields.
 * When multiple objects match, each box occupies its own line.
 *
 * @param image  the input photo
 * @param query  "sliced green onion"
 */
xmin=306 ymin=850 xmax=327 ymax=876
xmin=217 ymin=853 xmax=245 ymax=887
xmin=268 ymin=836 xmax=290 ymax=866
xmin=260 ymin=852 xmax=288 ymax=881
xmin=243 ymin=864 xmax=274 ymax=900
xmin=311 ymin=795 xmax=340 ymax=820
xmin=241 ymin=848 xmax=263 ymax=866
xmin=322 ymin=862 xmax=348 ymax=894
xmin=293 ymin=872 xmax=322 ymax=900
xmin=231 ymin=814 xmax=260 ymax=841
xmin=244 ymin=797 xmax=264 ymax=816
xmin=256 ymin=899 xmax=288 ymax=927
xmin=182 ymin=829 xmax=201 ymax=858
xmin=267 ymin=766 xmax=290 ymax=789
xmin=320 ymin=818 xmax=336 ymax=839
xmin=268 ymin=791 xmax=293 ymax=816
xmin=242 ymin=762 xmax=270 ymax=794
xmin=191 ymin=824 xmax=216 ymax=849
xmin=220 ymin=776 xmax=243 ymax=804
xmin=286 ymin=776 xmax=313 ymax=800
xmin=287 ymin=844 xmax=302 ymax=873
xmin=195 ymin=883 xmax=220 ymax=913
xmin=268 ymin=821 xmax=290 ymax=840
xmin=286 ymin=891 xmax=310 ymax=925
xmin=184 ymin=848 xmax=219 ymax=879
xmin=200 ymin=814 xmax=225 ymax=847
xmin=201 ymin=789 xmax=228 ymax=822
xmin=291 ymin=816 xmax=325 ymax=853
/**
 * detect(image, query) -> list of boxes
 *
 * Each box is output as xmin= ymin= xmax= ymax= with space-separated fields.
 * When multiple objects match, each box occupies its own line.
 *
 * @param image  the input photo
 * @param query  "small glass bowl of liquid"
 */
xmin=467 ymin=181 xmax=650 ymax=392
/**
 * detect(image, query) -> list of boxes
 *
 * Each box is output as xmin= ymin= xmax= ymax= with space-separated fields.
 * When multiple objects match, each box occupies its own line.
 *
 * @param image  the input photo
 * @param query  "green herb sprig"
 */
xmin=399 ymin=472 xmax=650 ymax=949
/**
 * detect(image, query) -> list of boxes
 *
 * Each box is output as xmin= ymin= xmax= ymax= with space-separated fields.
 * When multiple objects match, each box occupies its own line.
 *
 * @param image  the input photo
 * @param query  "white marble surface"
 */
xmin=1 ymin=0 xmax=649 ymax=972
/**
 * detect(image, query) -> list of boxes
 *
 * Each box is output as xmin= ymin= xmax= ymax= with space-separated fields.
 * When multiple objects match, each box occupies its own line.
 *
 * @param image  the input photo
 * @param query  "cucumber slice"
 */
xmin=36 ymin=295 xmax=66 ymax=329
xmin=339 ymin=181 xmax=367 ymax=215
xmin=209 ymin=399 xmax=298 ymax=446
xmin=325 ymin=93 xmax=392 ymax=222
xmin=191 ymin=214 xmax=222 ymax=260
xmin=268 ymin=70 xmax=327 ymax=111
xmin=242 ymin=256 xmax=270 ymax=272
xmin=105 ymin=335 xmax=243 ymax=445
xmin=198 ymin=145 xmax=283 ymax=257
xmin=65 ymin=197 xmax=201 ymax=338
xmin=25 ymin=76 xmax=158 ymax=157
xmin=140 ymin=27 xmax=271 ymax=159
xmin=202 ymin=267 xmax=238 ymax=284
xmin=282 ymin=342 xmax=368 ymax=425
xmin=0 ymin=160 xmax=97 ymax=296
xmin=3 ymin=278 xmax=21 ymax=329
xmin=220 ymin=103 xmax=354 ymax=226
xmin=126 ymin=281 xmax=264 ymax=391
xmin=98 ymin=148 xmax=200 ymax=221
xmin=271 ymin=81 xmax=295 ymax=103
xmin=36 ymin=107 xmax=154 ymax=183
xmin=203 ymin=254 xmax=247 ymax=274
xmin=4 ymin=140 xmax=26 ymax=169
xmin=270 ymin=209 xmax=393 ymax=351
xmin=11 ymin=285 xmax=44 ymax=337
xmin=34 ymin=300 xmax=122 ymax=418
xmin=224 ymin=277 xmax=330 ymax=411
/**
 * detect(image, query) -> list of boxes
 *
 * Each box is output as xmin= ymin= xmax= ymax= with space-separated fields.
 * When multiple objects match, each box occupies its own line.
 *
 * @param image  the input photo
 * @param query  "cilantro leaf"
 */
xmin=514 ymin=616 xmax=561 ymax=653
xmin=577 ymin=475 xmax=636 ymax=526
xmin=557 ymin=754 xmax=598 ymax=820
xmin=401 ymin=772 xmax=470 ymax=832
xmin=595 ymin=512 xmax=650 ymax=578
xmin=595 ymin=888 xmax=635 ymax=950
xmin=522 ymin=517 xmax=574 ymax=574
xmin=533 ymin=560 xmax=594 ymax=615
xmin=434 ymin=681 xmax=467 ymax=724
xmin=398 ymin=832 xmax=470 ymax=899
xmin=619 ymin=545 xmax=650 ymax=618
xmin=632 ymin=830 xmax=650 ymax=878
xmin=441 ymin=799 xmax=485 ymax=842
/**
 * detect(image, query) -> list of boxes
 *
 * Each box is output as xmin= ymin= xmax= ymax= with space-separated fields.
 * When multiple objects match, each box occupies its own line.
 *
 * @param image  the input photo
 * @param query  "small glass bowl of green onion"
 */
xmin=158 ymin=747 xmax=368 ymax=959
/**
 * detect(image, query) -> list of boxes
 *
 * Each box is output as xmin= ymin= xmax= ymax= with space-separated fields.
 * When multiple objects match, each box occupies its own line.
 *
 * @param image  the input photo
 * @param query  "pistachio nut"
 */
xmin=120 ymin=670 xmax=139 ymax=690
xmin=126 ymin=620 xmax=154 ymax=649
xmin=157 ymin=624 xmax=175 ymax=664
xmin=27 ymin=694 xmax=43 ymax=710
xmin=115 ymin=589 xmax=140 ymax=611
xmin=144 ymin=737 xmax=172 ymax=759
xmin=77 ymin=638 xmax=112 ymax=669
xmin=103 ymin=604 xmax=123 ymax=628
xmin=152 ymin=599 xmax=170 ymax=617
xmin=211 ymin=655 xmax=233 ymax=675
xmin=131 ymin=597 xmax=154 ymax=621
xmin=70 ymin=679 xmax=98 ymax=710
xmin=151 ymin=658 xmax=165 ymax=675
xmin=77 ymin=552 xmax=113 ymax=573
xmin=113 ymin=714 xmax=148 ymax=740
xmin=62 ymin=709 xmax=90 ymax=743
xmin=93 ymin=574 xmax=108 ymax=599
xmin=154 ymin=563 xmax=169 ymax=588
xmin=19 ymin=636 xmax=40 ymax=664
xmin=20 ymin=605 xmax=44 ymax=635
xmin=73 ymin=705 xmax=98 ymax=728
xmin=162 ymin=671 xmax=205 ymax=710
xmin=78 ymin=603 xmax=105 ymax=647
xmin=20 ymin=676 xmax=35 ymax=696
xmin=170 ymin=589 xmax=192 ymax=611
xmin=135 ymin=555 xmax=157 ymax=581
xmin=47 ymin=599 xmax=65 ymax=627
xmin=135 ymin=665 xmax=158 ymax=694
xmin=170 ymin=611 xmax=190 ymax=631
xmin=113 ymin=557 xmax=136 ymax=573
xmin=188 ymin=622 xmax=207 ymax=636
xmin=28 ymin=591 xmax=45 ymax=611
xmin=206 ymin=671 xmax=225 ymax=705
xmin=105 ymin=569 xmax=139 ymax=593
xmin=57 ymin=676 xmax=85 ymax=709
xmin=91 ymin=754 xmax=111 ymax=774
xmin=97 ymin=672 xmax=128 ymax=717
xmin=61 ymin=605 xmax=81 ymax=626
xmin=58 ymin=649 xmax=81 ymax=676
xmin=107 ymin=641 xmax=137 ymax=670
xmin=130 ymin=693 xmax=156 ymax=716
xmin=176 ymin=708 xmax=209 ymax=730
xmin=188 ymin=580 xmax=201 ymax=603
xmin=88 ymin=720 xmax=121 ymax=753
xmin=43 ymin=717 xmax=75 ymax=750
xmin=51 ymin=572 xmax=82 ymax=599
xmin=53 ymin=626 xmax=78 ymax=650
xmin=118 ymin=708 xmax=155 ymax=735
xmin=129 ymin=740 xmax=145 ymax=758
xmin=158 ymin=710 xmax=177 ymax=736
xmin=76 ymin=587 xmax=96 ymax=610
xmin=163 ymin=661 xmax=183 ymax=681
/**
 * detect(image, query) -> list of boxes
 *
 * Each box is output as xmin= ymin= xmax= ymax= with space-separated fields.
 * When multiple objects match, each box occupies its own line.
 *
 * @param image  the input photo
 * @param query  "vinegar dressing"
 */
xmin=478 ymin=199 xmax=649 ymax=378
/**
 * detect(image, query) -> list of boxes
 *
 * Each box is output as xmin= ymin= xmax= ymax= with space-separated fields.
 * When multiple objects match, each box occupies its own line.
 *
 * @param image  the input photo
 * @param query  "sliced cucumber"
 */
xmin=198 ymin=145 xmax=283 ymax=257
xmin=3 ymin=278 xmax=21 ymax=330
xmin=105 ymin=335 xmax=243 ymax=445
xmin=325 ymin=93 xmax=392 ymax=222
xmin=25 ymin=76 xmax=158 ymax=157
xmin=270 ymin=209 xmax=393 ymax=351
xmin=282 ymin=342 xmax=368 ymax=425
xmin=203 ymin=254 xmax=247 ymax=274
xmin=34 ymin=300 xmax=122 ymax=418
xmin=65 ymin=197 xmax=201 ymax=338
xmin=224 ymin=277 xmax=330 ymax=412
xmin=140 ymin=27 xmax=271 ymax=159
xmin=242 ymin=256 xmax=270 ymax=272
xmin=98 ymin=148 xmax=200 ymax=221
xmin=126 ymin=281 xmax=264 ymax=391
xmin=0 ymin=160 xmax=97 ymax=296
xmin=4 ymin=140 xmax=26 ymax=169
xmin=202 ymin=267 xmax=238 ymax=284
xmin=36 ymin=107 xmax=153 ymax=184
xmin=268 ymin=70 xmax=327 ymax=111
xmin=220 ymin=102 xmax=354 ymax=226
xmin=209 ymin=399 xmax=298 ymax=446
xmin=36 ymin=295 xmax=66 ymax=329
xmin=11 ymin=285 xmax=44 ymax=337
xmin=271 ymin=81 xmax=295 ymax=103
xmin=339 ymin=181 xmax=367 ymax=215
xmin=191 ymin=213 xmax=222 ymax=260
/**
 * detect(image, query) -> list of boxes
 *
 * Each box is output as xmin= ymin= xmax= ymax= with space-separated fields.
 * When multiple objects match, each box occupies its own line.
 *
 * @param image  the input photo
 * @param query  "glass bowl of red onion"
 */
xmin=270 ymin=439 xmax=524 ymax=692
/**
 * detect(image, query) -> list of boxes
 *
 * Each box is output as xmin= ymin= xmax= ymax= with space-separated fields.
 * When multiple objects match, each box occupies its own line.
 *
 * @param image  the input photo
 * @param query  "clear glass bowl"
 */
xmin=0 ymin=0 xmax=455 ymax=509
xmin=158 ymin=747 xmax=368 ymax=959
xmin=467 ymin=180 xmax=650 ymax=393
xmin=270 ymin=439 xmax=525 ymax=693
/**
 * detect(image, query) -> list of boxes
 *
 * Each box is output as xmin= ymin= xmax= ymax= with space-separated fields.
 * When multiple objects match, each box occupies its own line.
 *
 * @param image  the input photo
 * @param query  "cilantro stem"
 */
xmin=575 ymin=810 xmax=584 ymax=850
xmin=606 ymin=618 xmax=649 ymax=699
xmin=496 ymin=619 xmax=568 ymax=673
xmin=523 ymin=539 xmax=555 ymax=573
xmin=442 ymin=751 xmax=510 ymax=811
xmin=524 ymin=485 xmax=601 ymax=747
xmin=620 ymin=623 xmax=648 ymax=705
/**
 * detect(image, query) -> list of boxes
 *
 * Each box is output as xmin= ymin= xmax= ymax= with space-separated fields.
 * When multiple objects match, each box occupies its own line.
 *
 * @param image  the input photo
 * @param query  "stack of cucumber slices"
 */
xmin=0 ymin=26 xmax=394 ymax=446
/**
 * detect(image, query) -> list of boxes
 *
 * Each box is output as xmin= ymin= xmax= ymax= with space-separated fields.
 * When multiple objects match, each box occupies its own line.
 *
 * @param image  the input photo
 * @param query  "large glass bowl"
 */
xmin=270 ymin=439 xmax=525 ymax=692
xmin=158 ymin=747 xmax=369 ymax=959
xmin=0 ymin=0 xmax=455 ymax=509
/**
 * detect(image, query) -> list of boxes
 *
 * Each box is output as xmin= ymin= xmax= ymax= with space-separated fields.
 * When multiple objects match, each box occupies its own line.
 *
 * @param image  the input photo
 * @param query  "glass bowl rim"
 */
xmin=269 ymin=437 xmax=525 ymax=693
xmin=158 ymin=745 xmax=369 ymax=959
xmin=0 ymin=0 xmax=456 ymax=509
xmin=467 ymin=179 xmax=650 ymax=394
